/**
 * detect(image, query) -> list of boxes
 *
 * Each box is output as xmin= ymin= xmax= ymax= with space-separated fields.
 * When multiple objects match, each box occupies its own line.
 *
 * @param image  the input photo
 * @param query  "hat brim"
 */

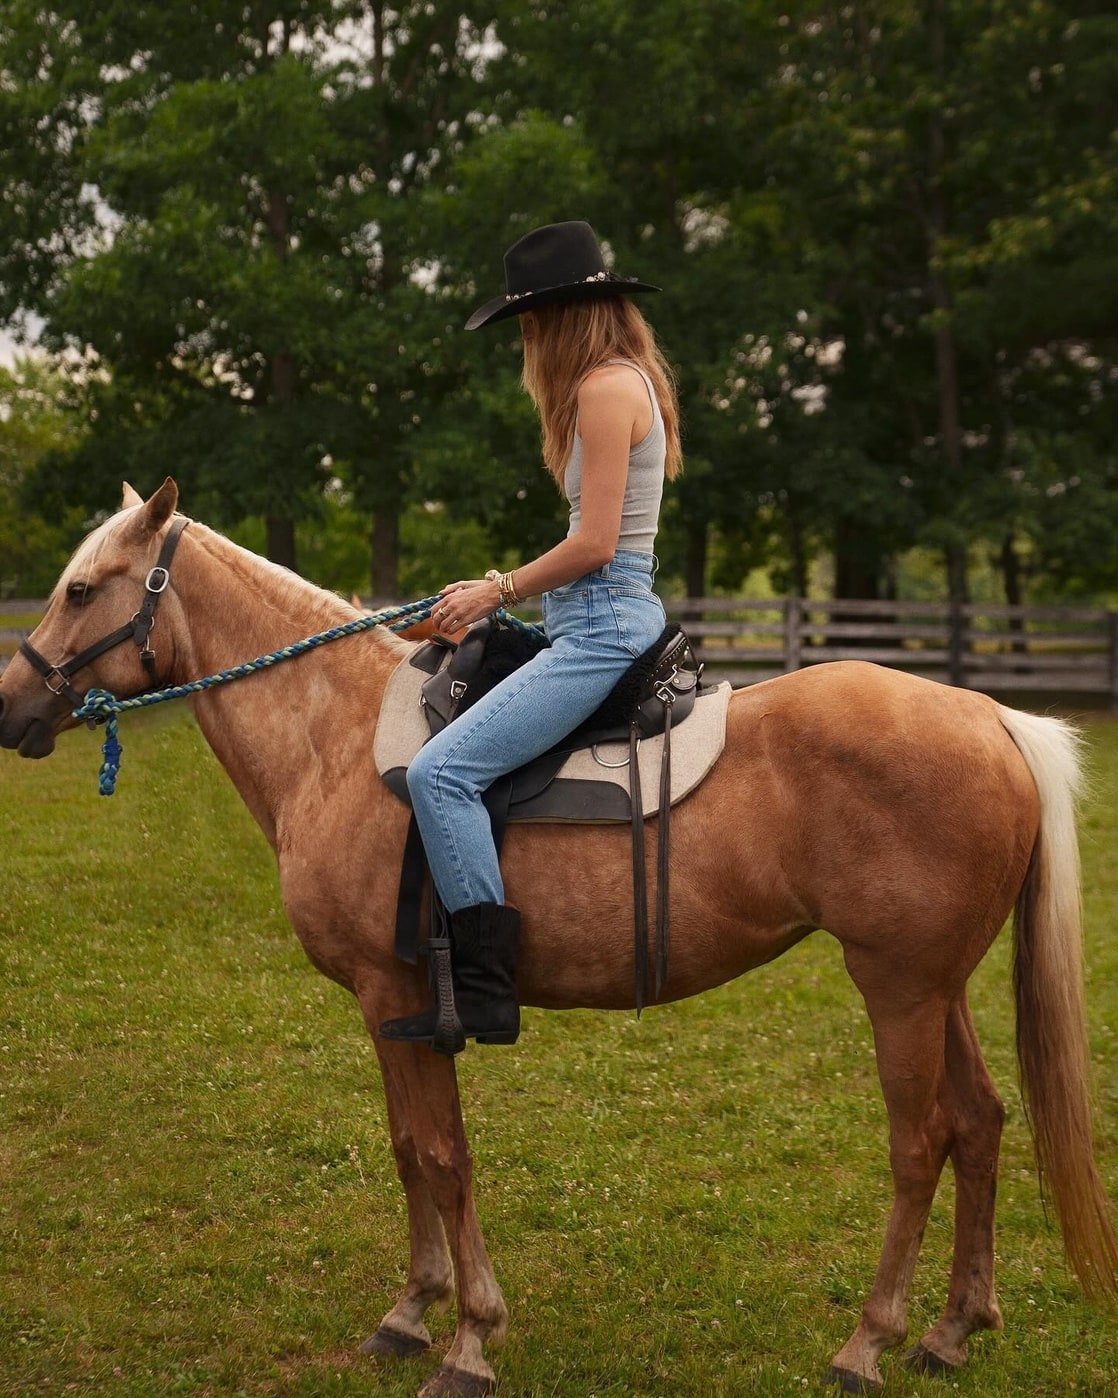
xmin=464 ymin=276 xmax=660 ymax=331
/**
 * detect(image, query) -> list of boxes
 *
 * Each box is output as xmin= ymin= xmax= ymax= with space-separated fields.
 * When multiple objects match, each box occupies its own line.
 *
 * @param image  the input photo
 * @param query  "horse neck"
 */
xmin=168 ymin=524 xmax=406 ymax=843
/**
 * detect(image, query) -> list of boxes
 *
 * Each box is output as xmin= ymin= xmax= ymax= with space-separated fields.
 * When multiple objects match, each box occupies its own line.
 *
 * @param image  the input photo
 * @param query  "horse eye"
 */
xmin=65 ymin=581 xmax=93 ymax=605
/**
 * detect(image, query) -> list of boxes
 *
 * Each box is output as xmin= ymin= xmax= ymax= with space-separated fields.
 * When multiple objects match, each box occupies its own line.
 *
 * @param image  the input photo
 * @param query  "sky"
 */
xmin=1 ymin=321 xmax=44 ymax=368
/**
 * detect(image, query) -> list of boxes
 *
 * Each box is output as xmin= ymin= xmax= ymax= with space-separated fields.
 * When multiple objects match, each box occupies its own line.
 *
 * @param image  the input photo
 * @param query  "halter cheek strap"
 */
xmin=20 ymin=516 xmax=191 ymax=712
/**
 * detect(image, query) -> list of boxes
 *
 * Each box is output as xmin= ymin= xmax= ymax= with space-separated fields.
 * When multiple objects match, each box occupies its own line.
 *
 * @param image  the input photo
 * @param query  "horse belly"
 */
xmin=504 ymin=785 xmax=812 ymax=1011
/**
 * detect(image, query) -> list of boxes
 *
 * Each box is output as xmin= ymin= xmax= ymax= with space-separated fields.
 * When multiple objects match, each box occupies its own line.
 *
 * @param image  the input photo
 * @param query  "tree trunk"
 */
xmin=371 ymin=510 xmax=400 ymax=599
xmin=833 ymin=519 xmax=896 ymax=648
xmin=1000 ymin=532 xmax=1027 ymax=657
xmin=684 ymin=520 xmax=707 ymax=600
xmin=784 ymin=499 xmax=810 ymax=598
xmin=263 ymin=183 xmax=298 ymax=570
xmin=927 ymin=0 xmax=968 ymax=617
xmin=266 ymin=515 xmax=296 ymax=571
xmin=679 ymin=519 xmax=707 ymax=627
xmin=944 ymin=544 xmax=969 ymax=606
xmin=833 ymin=518 xmax=889 ymax=600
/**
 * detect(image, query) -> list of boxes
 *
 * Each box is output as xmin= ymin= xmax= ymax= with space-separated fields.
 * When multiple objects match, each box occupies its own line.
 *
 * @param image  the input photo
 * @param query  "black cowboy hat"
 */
xmin=464 ymin=220 xmax=660 ymax=331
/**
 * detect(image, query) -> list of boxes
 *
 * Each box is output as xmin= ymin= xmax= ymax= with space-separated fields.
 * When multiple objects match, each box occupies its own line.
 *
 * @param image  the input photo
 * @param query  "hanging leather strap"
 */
xmin=394 ymin=815 xmax=428 ymax=964
xmin=629 ymin=723 xmax=649 ymax=1013
xmin=629 ymin=701 xmax=675 ymax=1011
xmin=655 ymin=698 xmax=673 ymax=999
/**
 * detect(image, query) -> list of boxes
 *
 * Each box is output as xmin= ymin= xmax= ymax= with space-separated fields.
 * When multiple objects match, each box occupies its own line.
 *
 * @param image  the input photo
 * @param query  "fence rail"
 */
xmin=4 ymin=596 xmax=1116 ymax=706
xmin=0 ymin=601 xmax=47 ymax=681
xmin=661 ymin=596 xmax=1118 ymax=705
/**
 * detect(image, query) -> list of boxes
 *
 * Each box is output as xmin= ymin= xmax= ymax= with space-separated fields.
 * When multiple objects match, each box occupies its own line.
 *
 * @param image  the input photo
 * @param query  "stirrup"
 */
xmin=378 ymin=937 xmax=465 ymax=1055
xmin=428 ymin=936 xmax=466 ymax=1055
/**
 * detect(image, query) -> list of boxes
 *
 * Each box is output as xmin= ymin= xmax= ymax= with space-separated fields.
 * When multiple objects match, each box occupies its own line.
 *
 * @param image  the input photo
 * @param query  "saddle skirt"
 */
xmin=374 ymin=645 xmax=731 ymax=823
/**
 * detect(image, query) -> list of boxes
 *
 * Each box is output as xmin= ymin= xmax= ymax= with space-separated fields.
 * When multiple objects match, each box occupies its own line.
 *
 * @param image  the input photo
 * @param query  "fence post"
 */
xmin=948 ymin=602 xmax=964 ymax=688
xmin=1109 ymin=611 xmax=1118 ymax=712
xmin=784 ymin=597 xmax=802 ymax=672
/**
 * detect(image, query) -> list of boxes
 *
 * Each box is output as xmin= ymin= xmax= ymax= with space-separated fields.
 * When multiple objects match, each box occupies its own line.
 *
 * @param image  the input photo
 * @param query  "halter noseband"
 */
xmin=20 ymin=516 xmax=191 ymax=713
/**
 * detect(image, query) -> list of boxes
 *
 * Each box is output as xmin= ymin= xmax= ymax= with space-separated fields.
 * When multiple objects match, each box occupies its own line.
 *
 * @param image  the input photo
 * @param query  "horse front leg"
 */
xmin=361 ymin=1057 xmax=456 ymax=1359
xmin=366 ymin=1025 xmax=508 ymax=1397
xmin=825 ymin=976 xmax=953 ymax=1393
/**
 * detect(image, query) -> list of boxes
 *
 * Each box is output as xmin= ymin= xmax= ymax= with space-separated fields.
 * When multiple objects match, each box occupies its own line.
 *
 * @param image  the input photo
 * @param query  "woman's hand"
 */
xmin=432 ymin=577 xmax=502 ymax=633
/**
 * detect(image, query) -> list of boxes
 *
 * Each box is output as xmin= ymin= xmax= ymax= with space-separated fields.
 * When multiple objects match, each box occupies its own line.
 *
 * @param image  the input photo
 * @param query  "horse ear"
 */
xmin=121 ymin=482 xmax=144 ymax=509
xmin=137 ymin=478 xmax=179 ymax=535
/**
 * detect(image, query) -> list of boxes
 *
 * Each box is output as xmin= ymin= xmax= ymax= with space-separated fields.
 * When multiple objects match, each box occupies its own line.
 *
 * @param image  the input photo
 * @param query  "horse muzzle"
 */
xmin=0 ymin=687 xmax=62 ymax=758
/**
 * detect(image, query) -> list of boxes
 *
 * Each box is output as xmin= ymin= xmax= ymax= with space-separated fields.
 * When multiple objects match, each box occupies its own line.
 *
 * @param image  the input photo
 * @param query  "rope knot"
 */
xmin=74 ymin=687 xmax=120 ymax=727
xmin=73 ymin=689 xmax=125 ymax=796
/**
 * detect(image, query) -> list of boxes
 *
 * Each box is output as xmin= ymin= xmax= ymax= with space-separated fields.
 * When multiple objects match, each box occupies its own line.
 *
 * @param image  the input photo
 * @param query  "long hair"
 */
xmin=519 ymin=296 xmax=682 ymax=488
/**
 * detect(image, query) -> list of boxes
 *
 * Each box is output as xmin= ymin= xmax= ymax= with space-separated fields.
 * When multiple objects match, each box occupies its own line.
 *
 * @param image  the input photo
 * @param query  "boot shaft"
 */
xmin=449 ymin=902 xmax=519 ymax=1000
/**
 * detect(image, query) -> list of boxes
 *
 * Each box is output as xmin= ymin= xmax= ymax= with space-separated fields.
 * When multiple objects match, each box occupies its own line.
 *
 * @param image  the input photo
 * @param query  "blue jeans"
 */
xmin=406 ymin=551 xmax=667 ymax=912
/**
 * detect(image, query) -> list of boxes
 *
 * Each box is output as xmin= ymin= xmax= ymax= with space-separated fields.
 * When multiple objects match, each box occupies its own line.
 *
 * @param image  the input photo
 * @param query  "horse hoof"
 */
xmin=360 ymin=1324 xmax=430 ymax=1358
xmin=822 ymin=1365 xmax=881 ymax=1395
xmin=904 ymin=1342 xmax=960 ymax=1376
xmin=418 ymin=1364 xmax=496 ymax=1397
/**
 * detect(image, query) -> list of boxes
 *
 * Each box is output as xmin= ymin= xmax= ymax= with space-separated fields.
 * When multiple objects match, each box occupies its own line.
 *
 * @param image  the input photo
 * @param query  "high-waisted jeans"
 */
xmin=406 ymin=550 xmax=667 ymax=912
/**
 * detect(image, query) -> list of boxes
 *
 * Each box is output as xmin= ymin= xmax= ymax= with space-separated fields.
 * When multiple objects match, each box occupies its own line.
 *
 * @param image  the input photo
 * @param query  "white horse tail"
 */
xmin=997 ymin=705 xmax=1118 ymax=1304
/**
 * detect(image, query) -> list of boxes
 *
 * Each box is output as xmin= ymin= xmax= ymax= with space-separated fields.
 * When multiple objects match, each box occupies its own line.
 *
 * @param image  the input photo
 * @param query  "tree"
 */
xmin=753 ymin=0 xmax=1118 ymax=601
xmin=0 ymin=358 xmax=86 ymax=596
xmin=3 ymin=0 xmax=1113 ymax=604
xmin=429 ymin=0 xmax=799 ymax=596
xmin=0 ymin=2 xmax=503 ymax=585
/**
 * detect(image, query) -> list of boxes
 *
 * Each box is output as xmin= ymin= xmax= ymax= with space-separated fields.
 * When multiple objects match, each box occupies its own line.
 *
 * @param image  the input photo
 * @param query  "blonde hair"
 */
xmin=519 ymin=297 xmax=682 ymax=487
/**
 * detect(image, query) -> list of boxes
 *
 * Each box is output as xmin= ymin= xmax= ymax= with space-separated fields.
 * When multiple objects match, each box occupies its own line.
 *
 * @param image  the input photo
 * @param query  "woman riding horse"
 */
xmin=380 ymin=220 xmax=682 ymax=1053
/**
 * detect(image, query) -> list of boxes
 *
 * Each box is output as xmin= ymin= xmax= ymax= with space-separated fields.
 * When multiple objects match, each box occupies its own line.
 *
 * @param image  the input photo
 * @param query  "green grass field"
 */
xmin=1 ymin=704 xmax=1115 ymax=1396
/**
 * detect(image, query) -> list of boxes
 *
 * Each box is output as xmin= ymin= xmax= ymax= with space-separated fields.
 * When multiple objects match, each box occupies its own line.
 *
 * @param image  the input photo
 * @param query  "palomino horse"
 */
xmin=0 ymin=481 xmax=1115 ymax=1396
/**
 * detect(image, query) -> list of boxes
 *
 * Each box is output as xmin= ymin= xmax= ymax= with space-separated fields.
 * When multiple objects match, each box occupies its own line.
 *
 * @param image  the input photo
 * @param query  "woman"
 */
xmin=379 ymin=220 xmax=682 ymax=1053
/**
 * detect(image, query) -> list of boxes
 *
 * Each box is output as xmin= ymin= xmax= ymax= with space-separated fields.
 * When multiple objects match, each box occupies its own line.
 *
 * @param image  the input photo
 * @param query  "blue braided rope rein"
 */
xmin=72 ymin=598 xmax=545 ymax=797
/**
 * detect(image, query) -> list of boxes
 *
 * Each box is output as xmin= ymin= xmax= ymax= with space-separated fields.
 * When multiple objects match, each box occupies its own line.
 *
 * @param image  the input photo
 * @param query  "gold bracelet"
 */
xmin=499 ymin=570 xmax=521 ymax=607
xmin=485 ymin=567 xmax=522 ymax=608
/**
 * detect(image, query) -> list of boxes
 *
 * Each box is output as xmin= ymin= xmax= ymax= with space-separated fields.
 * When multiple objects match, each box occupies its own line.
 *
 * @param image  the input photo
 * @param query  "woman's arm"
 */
xmin=434 ymin=364 xmax=651 ymax=629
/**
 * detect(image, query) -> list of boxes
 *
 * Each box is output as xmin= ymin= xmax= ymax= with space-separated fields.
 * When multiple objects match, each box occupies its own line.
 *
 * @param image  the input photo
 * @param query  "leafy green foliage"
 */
xmin=0 ymin=359 xmax=87 ymax=595
xmin=0 ymin=0 xmax=1114 ymax=601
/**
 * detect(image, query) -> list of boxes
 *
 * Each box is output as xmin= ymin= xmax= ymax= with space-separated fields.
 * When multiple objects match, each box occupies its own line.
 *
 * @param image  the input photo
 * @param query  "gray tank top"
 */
xmin=563 ymin=360 xmax=666 ymax=555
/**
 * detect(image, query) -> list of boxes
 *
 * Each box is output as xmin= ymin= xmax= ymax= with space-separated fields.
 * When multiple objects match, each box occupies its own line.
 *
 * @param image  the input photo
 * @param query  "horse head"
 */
xmin=0 ymin=479 xmax=183 ymax=759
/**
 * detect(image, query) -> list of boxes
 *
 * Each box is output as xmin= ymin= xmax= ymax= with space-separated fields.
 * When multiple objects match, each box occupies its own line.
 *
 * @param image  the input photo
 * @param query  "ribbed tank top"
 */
xmin=563 ymin=360 xmax=665 ymax=555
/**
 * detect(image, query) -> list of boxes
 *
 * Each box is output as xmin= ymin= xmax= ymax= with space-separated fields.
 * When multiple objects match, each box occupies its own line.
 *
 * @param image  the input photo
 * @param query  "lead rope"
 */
xmin=71 ymin=602 xmax=544 ymax=796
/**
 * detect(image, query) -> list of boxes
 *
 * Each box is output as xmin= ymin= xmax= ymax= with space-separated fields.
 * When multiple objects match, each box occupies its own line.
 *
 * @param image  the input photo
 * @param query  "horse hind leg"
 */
xmin=906 ymin=993 xmax=1005 ymax=1376
xmin=825 ymin=964 xmax=954 ymax=1393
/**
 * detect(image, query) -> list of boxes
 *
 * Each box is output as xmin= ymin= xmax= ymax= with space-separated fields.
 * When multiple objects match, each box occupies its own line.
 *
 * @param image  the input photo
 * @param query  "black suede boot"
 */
xmin=378 ymin=903 xmax=520 ymax=1055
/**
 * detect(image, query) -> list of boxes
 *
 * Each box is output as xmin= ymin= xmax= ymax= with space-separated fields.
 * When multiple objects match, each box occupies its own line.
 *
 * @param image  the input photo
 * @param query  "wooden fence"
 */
xmin=659 ymin=596 xmax=1118 ymax=705
xmin=4 ymin=595 xmax=1117 ymax=706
